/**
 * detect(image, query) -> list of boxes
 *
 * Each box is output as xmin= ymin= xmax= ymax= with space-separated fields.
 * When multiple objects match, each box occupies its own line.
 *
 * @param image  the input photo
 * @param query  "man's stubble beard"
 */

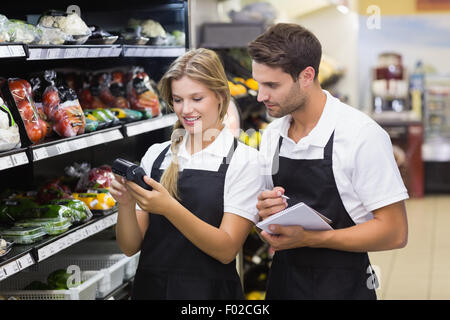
xmin=268 ymin=86 xmax=307 ymax=118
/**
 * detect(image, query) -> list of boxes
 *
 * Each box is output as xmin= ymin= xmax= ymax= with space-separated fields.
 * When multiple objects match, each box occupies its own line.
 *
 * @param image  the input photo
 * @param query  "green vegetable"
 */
xmin=50 ymin=199 xmax=92 ymax=222
xmin=32 ymin=204 xmax=82 ymax=223
xmin=47 ymin=269 xmax=71 ymax=290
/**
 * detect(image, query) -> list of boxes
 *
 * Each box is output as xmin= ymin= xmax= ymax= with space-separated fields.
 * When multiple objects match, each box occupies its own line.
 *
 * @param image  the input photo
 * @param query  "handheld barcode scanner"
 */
xmin=112 ymin=158 xmax=152 ymax=190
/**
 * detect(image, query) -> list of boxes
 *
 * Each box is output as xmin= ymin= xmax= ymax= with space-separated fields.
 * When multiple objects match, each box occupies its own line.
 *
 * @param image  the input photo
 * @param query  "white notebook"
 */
xmin=256 ymin=202 xmax=333 ymax=234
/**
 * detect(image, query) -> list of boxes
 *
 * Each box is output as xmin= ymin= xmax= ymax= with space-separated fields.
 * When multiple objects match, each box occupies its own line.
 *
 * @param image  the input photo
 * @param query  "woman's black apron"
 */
xmin=266 ymin=132 xmax=378 ymax=300
xmin=131 ymin=140 xmax=244 ymax=300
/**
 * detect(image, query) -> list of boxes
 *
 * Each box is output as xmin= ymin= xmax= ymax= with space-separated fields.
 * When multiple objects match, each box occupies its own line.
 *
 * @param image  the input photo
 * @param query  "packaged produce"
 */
xmin=6 ymin=78 xmax=46 ymax=145
xmin=84 ymin=118 xmax=98 ymax=132
xmin=6 ymin=19 xmax=40 ymax=44
xmin=0 ymin=15 xmax=10 ymax=43
xmin=47 ymin=269 xmax=74 ymax=290
xmin=119 ymin=27 xmax=149 ymax=45
xmin=128 ymin=18 xmax=166 ymax=45
xmin=42 ymin=70 xmax=86 ymax=138
xmin=86 ymin=25 xmax=118 ymax=44
xmin=38 ymin=11 xmax=91 ymax=45
xmin=31 ymin=204 xmax=83 ymax=223
xmin=50 ymin=198 xmax=93 ymax=223
xmin=35 ymin=25 xmax=70 ymax=45
xmin=83 ymin=109 xmax=113 ymax=129
xmin=0 ymin=238 xmax=13 ymax=257
xmin=15 ymin=216 xmax=72 ymax=236
xmin=0 ymin=98 xmax=21 ymax=151
xmin=23 ymin=281 xmax=50 ymax=290
xmin=0 ymin=198 xmax=40 ymax=223
xmin=0 ymin=226 xmax=46 ymax=244
xmin=29 ymin=76 xmax=53 ymax=138
xmin=76 ymin=165 xmax=115 ymax=192
xmin=127 ymin=67 xmax=161 ymax=117
xmin=99 ymin=72 xmax=130 ymax=109
xmin=37 ymin=178 xmax=72 ymax=204
xmin=72 ymin=191 xmax=116 ymax=211
xmin=110 ymin=108 xmax=143 ymax=123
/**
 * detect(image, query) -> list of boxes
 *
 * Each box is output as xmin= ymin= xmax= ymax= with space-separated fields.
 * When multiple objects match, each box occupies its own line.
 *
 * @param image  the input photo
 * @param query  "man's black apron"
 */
xmin=131 ymin=140 xmax=244 ymax=300
xmin=266 ymin=132 xmax=378 ymax=300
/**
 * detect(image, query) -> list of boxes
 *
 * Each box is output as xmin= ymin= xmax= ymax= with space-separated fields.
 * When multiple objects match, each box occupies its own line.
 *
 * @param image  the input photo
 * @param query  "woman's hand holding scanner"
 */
xmin=110 ymin=174 xmax=136 ymax=207
xmin=256 ymin=186 xmax=288 ymax=220
xmin=126 ymin=176 xmax=176 ymax=216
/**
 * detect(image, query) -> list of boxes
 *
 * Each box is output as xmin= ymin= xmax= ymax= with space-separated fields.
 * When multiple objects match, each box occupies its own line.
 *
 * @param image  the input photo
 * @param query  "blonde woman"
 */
xmin=111 ymin=48 xmax=263 ymax=300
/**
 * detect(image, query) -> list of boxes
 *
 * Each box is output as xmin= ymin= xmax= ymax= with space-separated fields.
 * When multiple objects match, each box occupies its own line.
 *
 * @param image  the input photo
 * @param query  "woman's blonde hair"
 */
xmin=158 ymin=48 xmax=230 ymax=199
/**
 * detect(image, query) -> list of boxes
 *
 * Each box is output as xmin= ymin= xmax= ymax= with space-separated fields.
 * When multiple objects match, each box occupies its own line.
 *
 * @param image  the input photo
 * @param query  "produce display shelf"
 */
xmin=27 ymin=44 xmax=123 ymax=60
xmin=0 ymin=147 xmax=30 ymax=172
xmin=124 ymin=113 xmax=177 ymax=137
xmin=101 ymin=277 xmax=134 ymax=300
xmin=122 ymin=45 xmax=186 ymax=58
xmin=30 ymin=126 xmax=124 ymax=162
xmin=0 ymin=43 xmax=28 ymax=59
xmin=0 ymin=210 xmax=118 ymax=282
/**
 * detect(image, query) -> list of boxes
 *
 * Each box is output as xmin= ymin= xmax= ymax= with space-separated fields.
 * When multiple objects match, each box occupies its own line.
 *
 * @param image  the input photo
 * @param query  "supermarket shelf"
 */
xmin=0 ymin=148 xmax=30 ymax=172
xmin=0 ymin=211 xmax=118 ymax=282
xmin=0 ymin=43 xmax=27 ymax=59
xmin=27 ymin=45 xmax=122 ymax=61
xmin=30 ymin=126 xmax=124 ymax=162
xmin=124 ymin=113 xmax=177 ymax=137
xmin=1 ymin=44 xmax=186 ymax=61
xmin=122 ymin=45 xmax=186 ymax=58
xmin=0 ymin=114 xmax=176 ymax=166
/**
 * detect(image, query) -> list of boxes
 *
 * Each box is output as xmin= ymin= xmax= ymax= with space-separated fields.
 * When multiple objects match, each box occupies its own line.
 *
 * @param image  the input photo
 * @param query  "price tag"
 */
xmin=77 ymin=47 xmax=89 ymax=57
xmin=70 ymin=137 xmax=88 ymax=150
xmin=47 ymin=48 xmax=61 ymax=59
xmin=64 ymin=48 xmax=78 ymax=59
xmin=136 ymin=47 xmax=146 ymax=56
xmin=100 ymin=47 xmax=112 ymax=57
xmin=0 ymin=46 xmax=10 ymax=58
xmin=113 ymin=47 xmax=122 ymax=56
xmin=28 ymin=48 xmax=42 ymax=60
xmin=2 ymin=261 xmax=19 ymax=278
xmin=17 ymin=254 xmax=35 ymax=271
xmin=33 ymin=147 xmax=49 ymax=161
xmin=88 ymin=48 xmax=101 ymax=57
xmin=104 ymin=129 xmax=123 ymax=142
xmin=56 ymin=142 xmax=71 ymax=154
xmin=125 ymin=47 xmax=137 ymax=57
xmin=8 ymin=45 xmax=26 ymax=57
xmin=0 ymin=156 xmax=13 ymax=170
xmin=91 ymin=133 xmax=105 ymax=146
xmin=11 ymin=152 xmax=29 ymax=166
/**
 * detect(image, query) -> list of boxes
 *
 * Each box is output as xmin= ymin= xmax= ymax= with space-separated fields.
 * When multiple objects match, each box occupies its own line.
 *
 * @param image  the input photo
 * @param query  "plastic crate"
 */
xmin=63 ymin=240 xmax=140 ymax=281
xmin=0 ymin=270 xmax=104 ymax=300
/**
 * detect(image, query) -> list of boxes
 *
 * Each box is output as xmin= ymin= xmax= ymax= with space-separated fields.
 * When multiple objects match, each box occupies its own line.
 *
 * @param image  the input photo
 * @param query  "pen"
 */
xmin=281 ymin=195 xmax=290 ymax=200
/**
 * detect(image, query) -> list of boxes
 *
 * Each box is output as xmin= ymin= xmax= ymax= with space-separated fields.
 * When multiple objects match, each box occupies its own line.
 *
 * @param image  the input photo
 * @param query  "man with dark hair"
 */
xmin=251 ymin=23 xmax=408 ymax=300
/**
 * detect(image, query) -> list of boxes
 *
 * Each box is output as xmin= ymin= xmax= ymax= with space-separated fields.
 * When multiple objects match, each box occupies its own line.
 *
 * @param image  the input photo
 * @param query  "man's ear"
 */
xmin=299 ymin=66 xmax=316 ymax=88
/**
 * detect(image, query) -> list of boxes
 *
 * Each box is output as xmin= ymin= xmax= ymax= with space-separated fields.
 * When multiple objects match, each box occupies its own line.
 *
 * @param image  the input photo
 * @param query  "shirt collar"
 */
xmin=166 ymin=125 xmax=233 ymax=159
xmin=279 ymin=90 xmax=337 ymax=148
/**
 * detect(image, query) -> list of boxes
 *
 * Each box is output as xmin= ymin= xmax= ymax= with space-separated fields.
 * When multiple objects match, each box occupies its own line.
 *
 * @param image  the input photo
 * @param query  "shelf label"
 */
xmin=70 ymin=137 xmax=88 ymax=150
xmin=90 ymin=133 xmax=105 ymax=146
xmin=33 ymin=147 xmax=49 ymax=161
xmin=0 ymin=156 xmax=13 ymax=171
xmin=56 ymin=142 xmax=71 ymax=154
xmin=64 ymin=48 xmax=78 ymax=59
xmin=104 ymin=129 xmax=123 ymax=142
xmin=0 ymin=46 xmax=10 ymax=58
xmin=88 ymin=48 xmax=101 ymax=58
xmin=8 ymin=45 xmax=26 ymax=57
xmin=28 ymin=48 xmax=43 ymax=60
xmin=11 ymin=152 xmax=29 ymax=166
xmin=77 ymin=47 xmax=89 ymax=57
xmin=100 ymin=47 xmax=113 ymax=57
xmin=47 ymin=48 xmax=61 ymax=59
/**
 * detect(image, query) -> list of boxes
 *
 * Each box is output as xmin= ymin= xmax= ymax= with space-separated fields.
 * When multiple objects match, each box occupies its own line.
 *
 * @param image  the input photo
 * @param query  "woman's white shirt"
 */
xmin=140 ymin=127 xmax=264 ymax=224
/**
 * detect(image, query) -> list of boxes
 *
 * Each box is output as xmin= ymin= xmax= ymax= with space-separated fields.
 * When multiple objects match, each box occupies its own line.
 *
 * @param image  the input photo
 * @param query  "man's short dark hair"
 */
xmin=248 ymin=23 xmax=322 ymax=81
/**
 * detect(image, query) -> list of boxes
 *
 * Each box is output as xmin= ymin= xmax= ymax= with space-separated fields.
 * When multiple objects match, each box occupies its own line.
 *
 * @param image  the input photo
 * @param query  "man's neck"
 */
xmin=288 ymin=87 xmax=327 ymax=143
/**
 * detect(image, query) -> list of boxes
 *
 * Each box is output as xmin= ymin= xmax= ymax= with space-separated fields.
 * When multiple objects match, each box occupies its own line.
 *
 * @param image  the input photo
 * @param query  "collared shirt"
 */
xmin=259 ymin=90 xmax=409 ymax=224
xmin=140 ymin=126 xmax=264 ymax=224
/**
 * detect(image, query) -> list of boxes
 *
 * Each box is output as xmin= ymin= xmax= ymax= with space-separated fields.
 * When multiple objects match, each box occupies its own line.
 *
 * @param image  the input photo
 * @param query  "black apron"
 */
xmin=131 ymin=139 xmax=244 ymax=300
xmin=266 ymin=132 xmax=378 ymax=300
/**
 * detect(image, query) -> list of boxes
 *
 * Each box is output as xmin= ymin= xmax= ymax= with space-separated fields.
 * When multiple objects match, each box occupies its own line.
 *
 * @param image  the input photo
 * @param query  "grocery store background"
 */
xmin=0 ymin=0 xmax=449 ymax=300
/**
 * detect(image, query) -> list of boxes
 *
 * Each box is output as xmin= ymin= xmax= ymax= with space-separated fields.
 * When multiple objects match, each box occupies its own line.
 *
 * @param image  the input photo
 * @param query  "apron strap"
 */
xmin=218 ymin=138 xmax=239 ymax=174
xmin=323 ymin=131 xmax=335 ymax=160
xmin=152 ymin=144 xmax=171 ymax=172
